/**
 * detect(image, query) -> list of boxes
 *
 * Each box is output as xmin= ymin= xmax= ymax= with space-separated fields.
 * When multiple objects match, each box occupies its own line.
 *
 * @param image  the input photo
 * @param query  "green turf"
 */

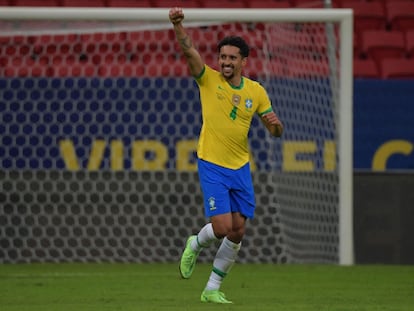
xmin=0 ymin=263 xmax=413 ymax=311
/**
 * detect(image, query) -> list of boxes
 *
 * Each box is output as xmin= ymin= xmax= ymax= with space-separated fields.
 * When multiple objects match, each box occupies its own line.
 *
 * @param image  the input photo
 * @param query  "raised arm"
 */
xmin=169 ymin=7 xmax=204 ymax=77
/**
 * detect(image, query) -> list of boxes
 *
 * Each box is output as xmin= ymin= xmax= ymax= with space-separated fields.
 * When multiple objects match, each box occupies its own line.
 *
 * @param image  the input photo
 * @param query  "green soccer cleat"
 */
xmin=179 ymin=235 xmax=199 ymax=279
xmin=200 ymin=290 xmax=233 ymax=304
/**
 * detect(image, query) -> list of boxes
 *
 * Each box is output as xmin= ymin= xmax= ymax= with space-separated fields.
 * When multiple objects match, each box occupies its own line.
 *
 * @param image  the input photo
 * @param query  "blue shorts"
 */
xmin=197 ymin=159 xmax=256 ymax=219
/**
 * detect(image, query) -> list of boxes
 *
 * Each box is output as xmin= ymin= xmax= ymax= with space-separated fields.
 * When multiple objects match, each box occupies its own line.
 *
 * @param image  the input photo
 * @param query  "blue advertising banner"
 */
xmin=1 ymin=78 xmax=413 ymax=171
xmin=353 ymin=80 xmax=414 ymax=170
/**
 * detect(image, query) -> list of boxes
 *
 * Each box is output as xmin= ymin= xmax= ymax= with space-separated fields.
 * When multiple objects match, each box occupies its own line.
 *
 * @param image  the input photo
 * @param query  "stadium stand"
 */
xmin=14 ymin=0 xmax=60 ymax=5
xmin=291 ymin=0 xmax=325 ymax=7
xmin=1 ymin=0 xmax=414 ymax=78
xmin=107 ymin=0 xmax=153 ymax=7
xmin=405 ymin=29 xmax=414 ymax=57
xmin=380 ymin=57 xmax=414 ymax=78
xmin=386 ymin=1 xmax=414 ymax=31
xmin=61 ymin=0 xmax=106 ymax=7
xmin=247 ymin=0 xmax=291 ymax=8
xmin=353 ymin=57 xmax=380 ymax=78
xmin=200 ymin=0 xmax=246 ymax=8
xmin=152 ymin=0 xmax=201 ymax=8
xmin=342 ymin=0 xmax=386 ymax=32
xmin=361 ymin=30 xmax=406 ymax=66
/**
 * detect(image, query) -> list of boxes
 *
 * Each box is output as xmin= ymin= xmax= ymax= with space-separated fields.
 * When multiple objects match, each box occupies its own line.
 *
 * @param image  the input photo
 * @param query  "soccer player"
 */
xmin=169 ymin=7 xmax=283 ymax=304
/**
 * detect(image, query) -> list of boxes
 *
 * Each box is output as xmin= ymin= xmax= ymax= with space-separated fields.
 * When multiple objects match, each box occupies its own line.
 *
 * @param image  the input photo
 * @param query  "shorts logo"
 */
xmin=208 ymin=197 xmax=216 ymax=211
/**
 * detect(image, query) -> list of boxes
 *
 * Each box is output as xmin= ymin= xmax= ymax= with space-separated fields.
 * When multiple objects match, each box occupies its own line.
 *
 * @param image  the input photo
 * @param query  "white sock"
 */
xmin=190 ymin=223 xmax=218 ymax=252
xmin=205 ymin=237 xmax=241 ymax=291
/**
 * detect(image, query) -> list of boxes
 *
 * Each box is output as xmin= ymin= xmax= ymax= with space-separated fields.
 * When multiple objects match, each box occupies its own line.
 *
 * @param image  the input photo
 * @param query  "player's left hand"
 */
xmin=261 ymin=111 xmax=283 ymax=137
xmin=262 ymin=111 xmax=282 ymax=126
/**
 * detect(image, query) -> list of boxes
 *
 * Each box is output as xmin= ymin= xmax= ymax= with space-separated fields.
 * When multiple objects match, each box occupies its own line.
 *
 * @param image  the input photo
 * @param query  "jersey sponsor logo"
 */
xmin=216 ymin=85 xmax=226 ymax=100
xmin=216 ymin=92 xmax=225 ymax=100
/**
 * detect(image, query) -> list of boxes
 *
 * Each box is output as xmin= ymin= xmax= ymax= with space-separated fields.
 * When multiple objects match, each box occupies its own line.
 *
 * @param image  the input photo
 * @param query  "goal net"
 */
xmin=0 ymin=7 xmax=353 ymax=264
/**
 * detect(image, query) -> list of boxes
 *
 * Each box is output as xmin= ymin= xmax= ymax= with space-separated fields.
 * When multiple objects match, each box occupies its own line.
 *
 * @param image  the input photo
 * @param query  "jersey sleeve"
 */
xmin=256 ymin=83 xmax=273 ymax=116
xmin=194 ymin=65 xmax=208 ymax=86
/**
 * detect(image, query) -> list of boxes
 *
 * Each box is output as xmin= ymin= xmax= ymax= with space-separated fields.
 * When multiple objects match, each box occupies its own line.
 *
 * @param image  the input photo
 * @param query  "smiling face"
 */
xmin=218 ymin=45 xmax=247 ymax=85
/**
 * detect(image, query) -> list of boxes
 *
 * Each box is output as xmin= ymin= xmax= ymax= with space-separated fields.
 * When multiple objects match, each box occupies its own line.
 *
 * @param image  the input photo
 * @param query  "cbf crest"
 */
xmin=245 ymin=99 xmax=253 ymax=112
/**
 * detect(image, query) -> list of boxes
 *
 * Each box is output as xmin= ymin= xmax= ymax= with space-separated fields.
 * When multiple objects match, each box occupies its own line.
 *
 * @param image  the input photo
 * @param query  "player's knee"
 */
xmin=229 ymin=225 xmax=245 ymax=242
xmin=212 ymin=223 xmax=232 ymax=239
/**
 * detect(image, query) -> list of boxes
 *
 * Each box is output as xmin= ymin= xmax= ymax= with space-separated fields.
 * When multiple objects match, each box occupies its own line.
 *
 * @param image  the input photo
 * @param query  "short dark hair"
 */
xmin=217 ymin=36 xmax=250 ymax=58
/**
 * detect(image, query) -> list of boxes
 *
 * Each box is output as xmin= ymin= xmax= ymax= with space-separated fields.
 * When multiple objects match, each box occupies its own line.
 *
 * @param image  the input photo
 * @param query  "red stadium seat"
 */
xmin=247 ymin=0 xmax=291 ymax=8
xmin=383 ymin=0 xmax=413 ymax=3
xmin=291 ymin=0 xmax=326 ymax=8
xmin=14 ymin=0 xmax=60 ymax=6
xmin=342 ymin=0 xmax=387 ymax=32
xmin=329 ymin=0 xmax=343 ymax=7
xmin=61 ymin=0 xmax=106 ymax=7
xmin=353 ymin=30 xmax=362 ymax=57
xmin=0 ymin=0 xmax=11 ymax=5
xmin=285 ymin=57 xmax=330 ymax=77
xmin=405 ymin=29 xmax=414 ymax=57
xmin=201 ymin=0 xmax=246 ymax=8
xmin=353 ymin=57 xmax=380 ymax=78
xmin=152 ymin=0 xmax=201 ymax=8
xmin=380 ymin=57 xmax=414 ymax=78
xmin=386 ymin=1 xmax=414 ymax=32
xmin=361 ymin=30 xmax=406 ymax=65
xmin=268 ymin=25 xmax=323 ymax=58
xmin=107 ymin=0 xmax=152 ymax=7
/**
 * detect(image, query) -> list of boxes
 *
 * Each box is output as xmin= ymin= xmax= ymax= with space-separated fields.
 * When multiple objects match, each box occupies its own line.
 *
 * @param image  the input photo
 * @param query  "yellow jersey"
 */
xmin=195 ymin=65 xmax=273 ymax=169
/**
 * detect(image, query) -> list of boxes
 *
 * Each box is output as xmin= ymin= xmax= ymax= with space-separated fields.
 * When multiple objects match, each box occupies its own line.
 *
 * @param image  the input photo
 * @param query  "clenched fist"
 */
xmin=169 ymin=7 xmax=184 ymax=25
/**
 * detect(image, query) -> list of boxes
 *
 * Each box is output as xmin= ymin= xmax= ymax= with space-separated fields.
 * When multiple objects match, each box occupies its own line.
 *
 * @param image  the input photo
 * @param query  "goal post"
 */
xmin=0 ymin=7 xmax=354 ymax=265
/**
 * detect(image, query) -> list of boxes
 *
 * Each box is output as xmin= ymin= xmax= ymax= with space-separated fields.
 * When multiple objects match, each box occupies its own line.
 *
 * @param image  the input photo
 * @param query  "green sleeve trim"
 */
xmin=258 ymin=107 xmax=273 ymax=117
xmin=194 ymin=65 xmax=206 ymax=80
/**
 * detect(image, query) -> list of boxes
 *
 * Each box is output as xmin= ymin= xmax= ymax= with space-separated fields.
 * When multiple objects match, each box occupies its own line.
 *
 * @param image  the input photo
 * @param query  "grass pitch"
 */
xmin=0 ymin=263 xmax=413 ymax=311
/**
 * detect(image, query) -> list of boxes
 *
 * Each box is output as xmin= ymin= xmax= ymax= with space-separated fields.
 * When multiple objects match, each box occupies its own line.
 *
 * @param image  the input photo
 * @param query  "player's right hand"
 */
xmin=169 ymin=7 xmax=184 ymax=25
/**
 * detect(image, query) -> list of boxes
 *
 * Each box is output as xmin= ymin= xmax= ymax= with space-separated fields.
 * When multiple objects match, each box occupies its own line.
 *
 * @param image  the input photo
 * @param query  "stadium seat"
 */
xmin=386 ymin=1 xmax=414 ymax=31
xmin=353 ymin=30 xmax=362 ymax=58
xmin=292 ymin=0 xmax=324 ymax=8
xmin=269 ymin=25 xmax=324 ymax=58
xmin=14 ymin=0 xmax=60 ymax=5
xmin=201 ymin=0 xmax=246 ymax=8
xmin=331 ymin=0 xmax=343 ymax=7
xmin=405 ymin=29 xmax=414 ymax=57
xmin=247 ymin=0 xmax=291 ymax=8
xmin=285 ymin=57 xmax=330 ymax=77
xmin=384 ymin=0 xmax=413 ymax=3
xmin=61 ymin=0 xmax=106 ymax=7
xmin=152 ymin=0 xmax=201 ymax=7
xmin=380 ymin=57 xmax=414 ymax=78
xmin=353 ymin=57 xmax=380 ymax=78
xmin=342 ymin=0 xmax=387 ymax=32
xmin=107 ymin=0 xmax=152 ymax=7
xmin=360 ymin=30 xmax=406 ymax=65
